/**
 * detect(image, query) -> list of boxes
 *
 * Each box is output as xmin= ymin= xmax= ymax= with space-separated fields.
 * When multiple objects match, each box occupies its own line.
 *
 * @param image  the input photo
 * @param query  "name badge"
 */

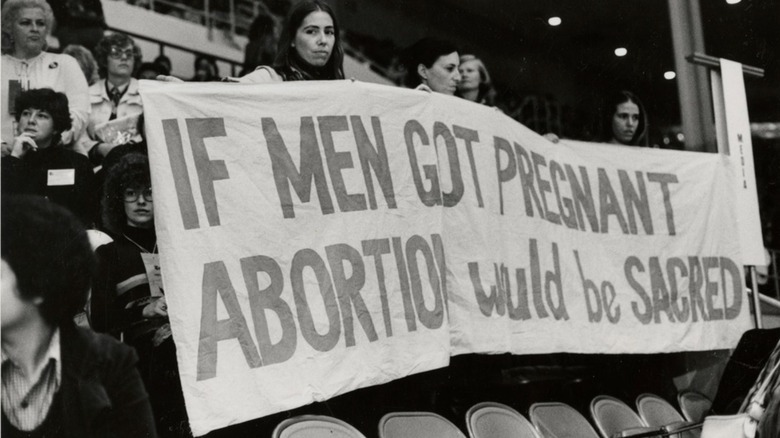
xmin=140 ymin=252 xmax=164 ymax=297
xmin=47 ymin=169 xmax=75 ymax=186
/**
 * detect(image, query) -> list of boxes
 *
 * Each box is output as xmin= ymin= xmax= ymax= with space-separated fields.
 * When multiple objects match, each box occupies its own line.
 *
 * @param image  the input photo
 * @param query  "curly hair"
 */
xmin=1 ymin=0 xmax=53 ymax=54
xmin=273 ymin=0 xmax=344 ymax=81
xmin=1 ymin=195 xmax=95 ymax=327
xmin=94 ymin=32 xmax=143 ymax=79
xmin=14 ymin=88 xmax=72 ymax=145
xmin=101 ymin=153 xmax=151 ymax=236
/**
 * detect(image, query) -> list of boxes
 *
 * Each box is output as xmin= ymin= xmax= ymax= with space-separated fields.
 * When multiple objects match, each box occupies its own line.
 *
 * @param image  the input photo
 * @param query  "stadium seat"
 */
xmin=529 ymin=402 xmax=600 ymax=438
xmin=636 ymin=393 xmax=701 ymax=438
xmin=379 ymin=411 xmax=467 ymax=438
xmin=590 ymin=395 xmax=663 ymax=438
xmin=465 ymin=402 xmax=542 ymax=438
xmin=677 ymin=391 xmax=712 ymax=423
xmin=272 ymin=415 xmax=366 ymax=438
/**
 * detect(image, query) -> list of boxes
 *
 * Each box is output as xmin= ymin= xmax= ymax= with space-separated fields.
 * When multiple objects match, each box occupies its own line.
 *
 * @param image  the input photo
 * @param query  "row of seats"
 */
xmin=271 ymin=391 xmax=712 ymax=438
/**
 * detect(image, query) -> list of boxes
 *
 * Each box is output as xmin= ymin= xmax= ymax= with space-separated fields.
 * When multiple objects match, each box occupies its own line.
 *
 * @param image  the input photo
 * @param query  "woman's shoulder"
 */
xmin=238 ymin=65 xmax=283 ymax=83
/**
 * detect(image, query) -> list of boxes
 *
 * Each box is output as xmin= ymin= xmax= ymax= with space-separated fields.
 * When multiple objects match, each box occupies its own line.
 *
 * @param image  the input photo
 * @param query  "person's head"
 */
xmin=102 ymin=153 xmax=154 ymax=235
xmin=94 ymin=32 xmax=142 ymax=80
xmin=153 ymin=55 xmax=172 ymax=76
xmin=1 ymin=0 xmax=53 ymax=57
xmin=1 ymin=195 xmax=95 ymax=330
xmin=604 ymin=90 xmax=648 ymax=146
xmin=63 ymin=44 xmax=100 ymax=86
xmin=193 ymin=55 xmax=218 ymax=81
xmin=135 ymin=62 xmax=164 ymax=80
xmin=456 ymin=54 xmax=495 ymax=105
xmin=14 ymin=89 xmax=72 ymax=149
xmin=274 ymin=0 xmax=344 ymax=80
xmin=403 ymin=38 xmax=461 ymax=95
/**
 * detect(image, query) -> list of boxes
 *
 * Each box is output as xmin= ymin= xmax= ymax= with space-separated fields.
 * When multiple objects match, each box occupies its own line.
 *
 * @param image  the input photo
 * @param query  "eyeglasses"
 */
xmin=109 ymin=47 xmax=134 ymax=60
xmin=123 ymin=187 xmax=153 ymax=202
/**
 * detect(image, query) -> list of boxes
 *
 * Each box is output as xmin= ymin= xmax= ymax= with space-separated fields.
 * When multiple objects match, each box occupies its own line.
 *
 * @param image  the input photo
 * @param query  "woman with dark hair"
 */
xmin=77 ymin=32 xmax=144 ymax=164
xmin=602 ymin=90 xmax=649 ymax=147
xmin=92 ymin=153 xmax=189 ymax=437
xmin=402 ymin=37 xmax=461 ymax=95
xmin=1 ymin=89 xmax=98 ymax=226
xmin=240 ymin=13 xmax=277 ymax=76
xmin=237 ymin=0 xmax=344 ymax=82
xmin=1 ymin=0 xmax=90 ymax=152
xmin=456 ymin=54 xmax=496 ymax=106
xmin=1 ymin=195 xmax=157 ymax=437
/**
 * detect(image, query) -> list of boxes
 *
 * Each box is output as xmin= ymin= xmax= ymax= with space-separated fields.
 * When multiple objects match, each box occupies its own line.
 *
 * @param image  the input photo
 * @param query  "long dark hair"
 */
xmin=273 ymin=0 xmax=344 ymax=81
xmin=401 ymin=37 xmax=459 ymax=88
xmin=602 ymin=90 xmax=648 ymax=146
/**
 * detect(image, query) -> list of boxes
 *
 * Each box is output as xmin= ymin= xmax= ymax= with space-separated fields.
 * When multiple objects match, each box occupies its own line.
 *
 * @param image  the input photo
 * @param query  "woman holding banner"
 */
xmin=402 ymin=37 xmax=461 ymax=95
xmin=603 ymin=90 xmax=649 ymax=147
xmin=91 ymin=153 xmax=190 ymax=437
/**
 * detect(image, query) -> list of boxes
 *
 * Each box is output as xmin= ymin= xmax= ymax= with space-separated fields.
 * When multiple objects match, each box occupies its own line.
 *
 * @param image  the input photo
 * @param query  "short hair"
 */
xmin=1 ymin=0 xmax=54 ymax=54
xmin=134 ymin=62 xmax=165 ymax=79
xmin=101 ymin=153 xmax=152 ymax=236
xmin=402 ymin=37 xmax=459 ymax=88
xmin=14 ymin=88 xmax=72 ymax=143
xmin=602 ymin=90 xmax=649 ymax=146
xmin=94 ymin=32 xmax=143 ymax=78
xmin=456 ymin=54 xmax=496 ymax=106
xmin=63 ymin=44 xmax=100 ymax=86
xmin=1 ymin=195 xmax=95 ymax=326
xmin=273 ymin=0 xmax=344 ymax=81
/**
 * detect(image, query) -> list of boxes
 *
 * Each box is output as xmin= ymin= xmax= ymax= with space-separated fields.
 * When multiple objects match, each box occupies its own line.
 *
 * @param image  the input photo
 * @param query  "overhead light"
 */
xmin=614 ymin=47 xmax=627 ymax=57
xmin=664 ymin=71 xmax=676 ymax=80
xmin=548 ymin=16 xmax=562 ymax=26
xmin=726 ymin=0 xmax=741 ymax=4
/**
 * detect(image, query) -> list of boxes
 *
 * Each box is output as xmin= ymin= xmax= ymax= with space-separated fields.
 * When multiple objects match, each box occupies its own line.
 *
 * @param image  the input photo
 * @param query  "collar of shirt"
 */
xmin=1 ymin=329 xmax=61 ymax=386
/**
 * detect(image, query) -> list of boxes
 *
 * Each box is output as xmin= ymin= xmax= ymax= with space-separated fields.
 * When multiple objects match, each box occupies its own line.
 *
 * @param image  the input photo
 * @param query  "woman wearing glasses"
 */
xmin=92 ymin=153 xmax=190 ymax=437
xmin=78 ymin=32 xmax=144 ymax=164
xmin=1 ymin=0 xmax=90 ymax=154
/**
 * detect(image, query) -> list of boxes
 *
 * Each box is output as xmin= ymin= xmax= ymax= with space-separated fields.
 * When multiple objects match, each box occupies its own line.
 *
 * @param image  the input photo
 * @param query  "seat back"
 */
xmin=590 ymin=395 xmax=646 ymax=438
xmin=528 ymin=402 xmax=600 ymax=438
xmin=272 ymin=415 xmax=366 ymax=438
xmin=636 ymin=393 xmax=686 ymax=427
xmin=466 ymin=402 xmax=541 ymax=438
xmin=379 ymin=411 xmax=467 ymax=438
xmin=678 ymin=391 xmax=712 ymax=422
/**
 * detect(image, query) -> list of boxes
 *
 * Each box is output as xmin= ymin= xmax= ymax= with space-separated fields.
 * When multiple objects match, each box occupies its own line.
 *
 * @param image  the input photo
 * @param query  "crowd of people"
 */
xmin=2 ymin=0 xmax=776 ymax=437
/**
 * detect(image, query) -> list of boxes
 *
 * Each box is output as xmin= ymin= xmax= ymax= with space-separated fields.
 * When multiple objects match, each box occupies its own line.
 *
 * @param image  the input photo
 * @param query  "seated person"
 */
xmin=92 ymin=153 xmax=189 ymax=437
xmin=1 ymin=194 xmax=157 ymax=437
xmin=77 ymin=32 xmax=144 ymax=164
xmin=2 ymin=88 xmax=98 ymax=226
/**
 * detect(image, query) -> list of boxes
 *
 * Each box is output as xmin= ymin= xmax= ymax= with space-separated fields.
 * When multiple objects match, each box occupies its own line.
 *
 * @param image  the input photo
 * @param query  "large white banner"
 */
xmin=141 ymin=80 xmax=751 ymax=435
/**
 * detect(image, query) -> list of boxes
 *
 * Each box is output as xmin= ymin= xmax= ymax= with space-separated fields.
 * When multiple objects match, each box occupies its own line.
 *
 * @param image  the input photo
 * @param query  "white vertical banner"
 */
xmin=718 ymin=59 xmax=764 ymax=265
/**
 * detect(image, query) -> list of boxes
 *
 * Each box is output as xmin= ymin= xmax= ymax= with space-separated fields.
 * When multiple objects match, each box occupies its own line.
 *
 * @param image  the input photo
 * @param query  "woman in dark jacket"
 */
xmin=91 ymin=153 xmax=189 ymax=437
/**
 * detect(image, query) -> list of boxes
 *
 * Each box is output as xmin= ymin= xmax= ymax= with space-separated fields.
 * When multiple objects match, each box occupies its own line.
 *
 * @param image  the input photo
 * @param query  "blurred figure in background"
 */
xmin=1 ymin=195 xmax=156 ymax=437
xmin=136 ymin=61 xmax=167 ymax=80
xmin=78 ymin=32 xmax=144 ymax=165
xmin=456 ymin=54 xmax=496 ymax=106
xmin=241 ymin=13 xmax=277 ymax=76
xmin=63 ymin=44 xmax=100 ymax=86
xmin=2 ymin=89 xmax=98 ymax=226
xmin=191 ymin=54 xmax=219 ymax=81
xmin=402 ymin=37 xmax=461 ymax=95
xmin=48 ymin=0 xmax=107 ymax=52
xmin=1 ymin=0 xmax=90 ymax=153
